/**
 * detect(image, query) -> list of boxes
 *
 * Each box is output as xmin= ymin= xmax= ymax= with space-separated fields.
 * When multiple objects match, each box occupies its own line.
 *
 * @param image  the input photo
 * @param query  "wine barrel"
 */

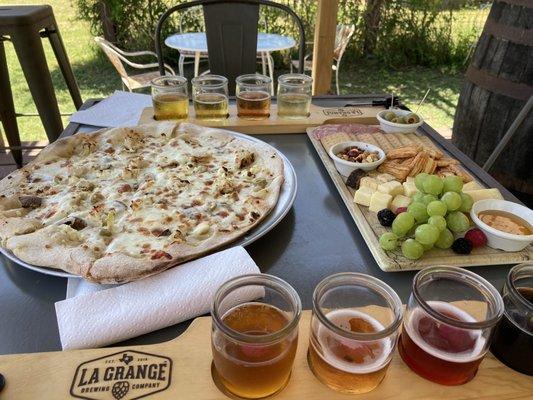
xmin=452 ymin=0 xmax=533 ymax=195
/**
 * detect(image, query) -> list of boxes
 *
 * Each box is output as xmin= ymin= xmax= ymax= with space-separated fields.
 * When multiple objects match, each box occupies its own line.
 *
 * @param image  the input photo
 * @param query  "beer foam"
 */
xmin=314 ymin=309 xmax=392 ymax=374
xmin=405 ymin=301 xmax=486 ymax=363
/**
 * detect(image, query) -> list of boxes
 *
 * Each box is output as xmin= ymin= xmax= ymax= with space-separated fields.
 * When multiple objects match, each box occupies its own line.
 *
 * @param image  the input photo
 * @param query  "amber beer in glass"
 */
xmin=211 ymin=274 xmax=301 ymax=399
xmin=308 ymin=273 xmax=403 ymax=394
xmin=490 ymin=263 xmax=533 ymax=375
xmin=399 ymin=266 xmax=504 ymax=385
xmin=277 ymin=74 xmax=312 ymax=119
xmin=151 ymin=75 xmax=188 ymax=120
xmin=192 ymin=75 xmax=229 ymax=120
xmin=236 ymin=74 xmax=272 ymax=119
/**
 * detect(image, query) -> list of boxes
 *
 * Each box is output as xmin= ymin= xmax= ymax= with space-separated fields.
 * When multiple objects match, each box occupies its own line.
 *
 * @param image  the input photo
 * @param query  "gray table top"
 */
xmin=0 ymin=96 xmax=517 ymax=355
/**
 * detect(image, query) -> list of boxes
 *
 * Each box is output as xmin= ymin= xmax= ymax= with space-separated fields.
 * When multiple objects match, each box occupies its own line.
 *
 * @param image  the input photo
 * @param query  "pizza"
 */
xmin=0 ymin=122 xmax=284 ymax=283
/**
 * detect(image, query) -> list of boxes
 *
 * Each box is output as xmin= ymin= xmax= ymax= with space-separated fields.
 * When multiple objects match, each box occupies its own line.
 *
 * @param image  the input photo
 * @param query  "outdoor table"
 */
xmin=0 ymin=95 xmax=519 ymax=356
xmin=165 ymin=32 xmax=295 ymax=87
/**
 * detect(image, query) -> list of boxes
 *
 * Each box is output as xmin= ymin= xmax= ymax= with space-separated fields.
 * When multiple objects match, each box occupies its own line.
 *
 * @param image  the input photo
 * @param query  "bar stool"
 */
xmin=0 ymin=5 xmax=82 ymax=167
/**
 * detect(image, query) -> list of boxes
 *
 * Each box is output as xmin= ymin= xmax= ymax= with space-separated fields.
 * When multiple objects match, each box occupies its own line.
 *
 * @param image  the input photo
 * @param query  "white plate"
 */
xmin=0 ymin=129 xmax=297 ymax=279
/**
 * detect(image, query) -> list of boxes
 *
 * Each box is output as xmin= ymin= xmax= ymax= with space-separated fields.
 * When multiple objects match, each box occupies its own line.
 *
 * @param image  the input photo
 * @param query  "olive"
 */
xmin=383 ymin=111 xmax=396 ymax=121
xmin=391 ymin=117 xmax=400 ymax=123
xmin=405 ymin=113 xmax=420 ymax=124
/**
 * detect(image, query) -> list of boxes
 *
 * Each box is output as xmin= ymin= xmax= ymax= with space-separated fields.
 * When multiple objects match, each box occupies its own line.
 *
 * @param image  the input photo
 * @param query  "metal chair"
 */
xmin=176 ymin=6 xmax=209 ymax=77
xmin=291 ymin=25 xmax=355 ymax=95
xmin=95 ymin=37 xmax=176 ymax=91
xmin=155 ymin=0 xmax=305 ymax=95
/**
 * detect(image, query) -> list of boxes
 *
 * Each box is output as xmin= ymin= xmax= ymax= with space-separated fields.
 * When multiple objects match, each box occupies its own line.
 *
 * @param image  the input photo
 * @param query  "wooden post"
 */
xmin=312 ymin=0 xmax=338 ymax=95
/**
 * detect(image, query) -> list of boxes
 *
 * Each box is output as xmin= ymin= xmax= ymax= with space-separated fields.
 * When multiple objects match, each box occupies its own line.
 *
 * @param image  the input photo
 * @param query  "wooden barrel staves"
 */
xmin=452 ymin=0 xmax=533 ymax=195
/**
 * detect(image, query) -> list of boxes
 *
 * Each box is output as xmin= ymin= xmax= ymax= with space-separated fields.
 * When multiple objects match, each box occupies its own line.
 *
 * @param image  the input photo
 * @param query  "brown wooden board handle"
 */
xmin=0 ymin=310 xmax=531 ymax=399
xmin=137 ymin=104 xmax=381 ymax=134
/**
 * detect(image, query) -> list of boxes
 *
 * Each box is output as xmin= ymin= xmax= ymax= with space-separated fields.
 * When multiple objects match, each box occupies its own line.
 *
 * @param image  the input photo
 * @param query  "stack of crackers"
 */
xmin=377 ymin=145 xmax=472 ymax=182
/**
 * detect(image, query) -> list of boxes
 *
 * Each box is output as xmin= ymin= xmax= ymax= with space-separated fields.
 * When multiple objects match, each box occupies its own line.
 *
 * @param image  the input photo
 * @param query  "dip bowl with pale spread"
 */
xmin=471 ymin=199 xmax=533 ymax=252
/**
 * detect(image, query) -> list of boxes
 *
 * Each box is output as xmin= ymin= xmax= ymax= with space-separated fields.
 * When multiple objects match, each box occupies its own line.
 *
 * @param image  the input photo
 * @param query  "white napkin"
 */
xmin=69 ymin=90 xmax=151 ymax=127
xmin=55 ymin=246 xmax=261 ymax=350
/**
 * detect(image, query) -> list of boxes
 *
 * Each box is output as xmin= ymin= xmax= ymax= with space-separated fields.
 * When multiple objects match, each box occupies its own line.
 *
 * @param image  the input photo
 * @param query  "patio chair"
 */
xmin=155 ymin=0 xmax=306 ymax=95
xmin=291 ymin=24 xmax=355 ymax=95
xmin=95 ymin=37 xmax=176 ymax=91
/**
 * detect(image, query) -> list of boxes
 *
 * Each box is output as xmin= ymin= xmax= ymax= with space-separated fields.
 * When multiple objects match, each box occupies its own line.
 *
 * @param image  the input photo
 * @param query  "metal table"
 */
xmin=0 ymin=96 xmax=519 ymax=356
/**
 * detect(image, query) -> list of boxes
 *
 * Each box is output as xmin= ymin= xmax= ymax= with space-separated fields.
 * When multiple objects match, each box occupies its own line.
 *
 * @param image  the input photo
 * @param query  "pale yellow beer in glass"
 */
xmin=277 ymin=73 xmax=312 ymax=119
xmin=192 ymin=75 xmax=229 ymax=120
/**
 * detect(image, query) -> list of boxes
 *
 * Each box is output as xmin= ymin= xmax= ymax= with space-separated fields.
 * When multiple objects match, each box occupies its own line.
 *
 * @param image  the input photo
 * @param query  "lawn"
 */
xmin=3 ymin=0 xmax=473 ymax=142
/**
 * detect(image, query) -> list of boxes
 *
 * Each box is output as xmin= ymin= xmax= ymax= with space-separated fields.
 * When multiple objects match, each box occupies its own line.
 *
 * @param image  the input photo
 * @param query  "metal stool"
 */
xmin=0 ymin=5 xmax=82 ymax=167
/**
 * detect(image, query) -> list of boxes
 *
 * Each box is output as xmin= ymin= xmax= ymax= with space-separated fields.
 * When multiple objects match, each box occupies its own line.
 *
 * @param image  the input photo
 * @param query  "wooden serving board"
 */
xmin=0 ymin=310 xmax=531 ymax=400
xmin=137 ymin=103 xmax=380 ymax=134
xmin=307 ymin=126 xmax=533 ymax=271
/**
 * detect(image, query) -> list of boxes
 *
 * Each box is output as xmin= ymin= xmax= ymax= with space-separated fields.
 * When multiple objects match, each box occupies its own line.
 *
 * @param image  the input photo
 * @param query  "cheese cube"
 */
xmin=391 ymin=194 xmax=412 ymax=213
xmin=463 ymin=188 xmax=503 ymax=203
xmin=376 ymin=173 xmax=395 ymax=183
xmin=353 ymin=186 xmax=375 ymax=207
xmin=359 ymin=176 xmax=378 ymax=191
xmin=369 ymin=191 xmax=393 ymax=212
xmin=405 ymin=176 xmax=415 ymax=183
xmin=403 ymin=180 xmax=418 ymax=197
xmin=378 ymin=180 xmax=404 ymax=196
xmin=462 ymin=181 xmax=483 ymax=191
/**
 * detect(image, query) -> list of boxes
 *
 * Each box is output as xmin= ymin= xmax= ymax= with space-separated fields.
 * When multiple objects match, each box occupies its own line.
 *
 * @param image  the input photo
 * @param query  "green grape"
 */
xmin=446 ymin=211 xmax=470 ymax=233
xmin=435 ymin=228 xmax=454 ymax=249
xmin=441 ymin=191 xmax=462 ymax=211
xmin=412 ymin=192 xmax=424 ymax=202
xmin=428 ymin=215 xmax=447 ymax=232
xmin=402 ymin=239 xmax=424 ymax=260
xmin=427 ymin=200 xmax=447 ymax=217
xmin=459 ymin=192 xmax=474 ymax=213
xmin=442 ymin=175 xmax=463 ymax=193
xmin=422 ymin=194 xmax=438 ymax=206
xmin=408 ymin=202 xmax=429 ymax=223
xmin=415 ymin=224 xmax=440 ymax=245
xmin=379 ymin=232 xmax=398 ymax=251
xmin=415 ymin=173 xmax=430 ymax=192
xmin=392 ymin=212 xmax=415 ymax=237
xmin=422 ymin=175 xmax=444 ymax=196
xmin=421 ymin=242 xmax=434 ymax=251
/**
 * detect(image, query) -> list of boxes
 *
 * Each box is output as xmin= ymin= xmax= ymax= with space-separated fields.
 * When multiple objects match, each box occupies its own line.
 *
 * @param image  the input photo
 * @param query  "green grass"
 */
xmin=3 ymin=0 xmax=477 ymax=142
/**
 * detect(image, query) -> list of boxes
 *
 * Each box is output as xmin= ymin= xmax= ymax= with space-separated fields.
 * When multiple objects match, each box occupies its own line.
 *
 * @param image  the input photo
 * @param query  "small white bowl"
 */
xmin=377 ymin=108 xmax=424 ymax=134
xmin=470 ymin=199 xmax=533 ymax=252
xmin=328 ymin=141 xmax=386 ymax=177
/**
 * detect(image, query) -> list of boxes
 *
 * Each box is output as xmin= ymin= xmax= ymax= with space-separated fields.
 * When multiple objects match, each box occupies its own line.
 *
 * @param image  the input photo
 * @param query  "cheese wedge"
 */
xmin=376 ymin=173 xmax=395 ymax=183
xmin=369 ymin=191 xmax=393 ymax=212
xmin=391 ymin=194 xmax=412 ymax=213
xmin=378 ymin=180 xmax=404 ymax=196
xmin=463 ymin=181 xmax=483 ymax=191
xmin=403 ymin=180 xmax=418 ymax=197
xmin=359 ymin=176 xmax=378 ymax=190
xmin=463 ymin=188 xmax=503 ymax=202
xmin=353 ymin=186 xmax=375 ymax=207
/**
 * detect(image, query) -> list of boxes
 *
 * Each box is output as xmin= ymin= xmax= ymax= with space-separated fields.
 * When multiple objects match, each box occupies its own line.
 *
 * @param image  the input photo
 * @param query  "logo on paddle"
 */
xmin=70 ymin=350 xmax=172 ymax=399
xmin=321 ymin=107 xmax=363 ymax=117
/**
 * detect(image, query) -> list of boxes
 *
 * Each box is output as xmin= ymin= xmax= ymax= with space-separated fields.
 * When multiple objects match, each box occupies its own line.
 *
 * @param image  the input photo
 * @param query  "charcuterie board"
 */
xmin=0 ymin=309 xmax=531 ymax=400
xmin=138 ymin=103 xmax=380 ymax=134
xmin=307 ymin=125 xmax=533 ymax=271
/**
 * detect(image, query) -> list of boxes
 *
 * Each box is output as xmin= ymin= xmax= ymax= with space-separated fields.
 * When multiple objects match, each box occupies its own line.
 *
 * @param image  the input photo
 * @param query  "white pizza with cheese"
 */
xmin=0 ymin=122 xmax=284 ymax=283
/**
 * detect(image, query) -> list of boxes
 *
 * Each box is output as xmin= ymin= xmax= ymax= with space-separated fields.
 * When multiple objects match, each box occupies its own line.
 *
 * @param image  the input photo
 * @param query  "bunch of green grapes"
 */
xmin=379 ymin=173 xmax=474 ymax=260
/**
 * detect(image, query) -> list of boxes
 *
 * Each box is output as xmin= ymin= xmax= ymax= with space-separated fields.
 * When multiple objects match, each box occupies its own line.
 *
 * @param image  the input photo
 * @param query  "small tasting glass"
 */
xmin=211 ymin=274 xmax=301 ymax=399
xmin=277 ymin=73 xmax=312 ymax=119
xmin=399 ymin=266 xmax=504 ymax=385
xmin=151 ymin=75 xmax=189 ymax=120
xmin=191 ymin=74 xmax=229 ymax=120
xmin=308 ymin=272 xmax=403 ymax=394
xmin=235 ymin=73 xmax=272 ymax=120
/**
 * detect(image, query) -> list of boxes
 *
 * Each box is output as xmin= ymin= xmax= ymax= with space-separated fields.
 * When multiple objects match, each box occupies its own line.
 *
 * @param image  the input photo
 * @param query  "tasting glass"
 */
xmin=211 ymin=274 xmax=301 ymax=399
xmin=399 ymin=266 xmax=504 ymax=385
xmin=490 ymin=263 xmax=533 ymax=375
xmin=276 ymin=73 xmax=312 ymax=119
xmin=308 ymin=273 xmax=403 ymax=394
xmin=235 ymin=74 xmax=272 ymax=120
xmin=191 ymin=74 xmax=229 ymax=120
xmin=151 ymin=75 xmax=189 ymax=120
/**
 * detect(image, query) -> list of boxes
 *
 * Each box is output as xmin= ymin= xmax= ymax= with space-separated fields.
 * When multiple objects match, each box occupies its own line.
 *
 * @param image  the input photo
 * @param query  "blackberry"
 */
xmin=377 ymin=209 xmax=396 ymax=227
xmin=452 ymin=238 xmax=472 ymax=255
xmin=346 ymin=170 xmax=365 ymax=189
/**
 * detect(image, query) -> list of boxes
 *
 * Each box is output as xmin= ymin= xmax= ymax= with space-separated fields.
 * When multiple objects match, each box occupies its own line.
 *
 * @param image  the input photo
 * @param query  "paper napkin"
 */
xmin=69 ymin=90 xmax=151 ymax=127
xmin=55 ymin=246 xmax=261 ymax=350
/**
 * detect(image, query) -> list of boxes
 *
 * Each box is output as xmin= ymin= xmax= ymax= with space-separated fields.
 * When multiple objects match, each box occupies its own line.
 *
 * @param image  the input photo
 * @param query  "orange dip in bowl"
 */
xmin=478 ymin=210 xmax=533 ymax=236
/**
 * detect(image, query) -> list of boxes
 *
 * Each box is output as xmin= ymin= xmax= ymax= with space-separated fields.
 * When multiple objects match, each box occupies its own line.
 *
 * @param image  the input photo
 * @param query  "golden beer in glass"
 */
xmin=192 ymin=75 xmax=229 ymax=120
xmin=151 ymin=75 xmax=188 ymax=120
xmin=236 ymin=74 xmax=272 ymax=119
